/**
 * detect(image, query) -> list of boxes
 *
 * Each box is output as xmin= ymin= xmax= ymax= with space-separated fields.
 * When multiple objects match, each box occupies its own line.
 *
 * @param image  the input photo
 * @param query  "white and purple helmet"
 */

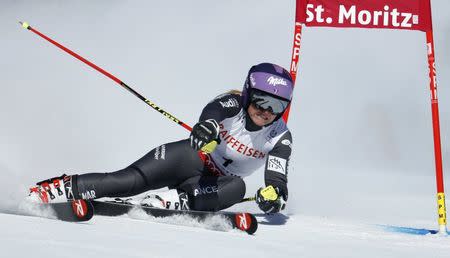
xmin=242 ymin=63 xmax=294 ymax=117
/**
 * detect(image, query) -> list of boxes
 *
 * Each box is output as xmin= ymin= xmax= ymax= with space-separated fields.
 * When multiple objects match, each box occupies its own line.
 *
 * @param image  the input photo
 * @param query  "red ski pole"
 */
xmin=19 ymin=21 xmax=220 ymax=153
xmin=19 ymin=21 xmax=193 ymax=131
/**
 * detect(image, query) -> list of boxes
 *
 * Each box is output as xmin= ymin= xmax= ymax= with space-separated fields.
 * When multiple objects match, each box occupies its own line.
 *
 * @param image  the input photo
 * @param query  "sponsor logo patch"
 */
xmin=281 ymin=139 xmax=292 ymax=148
xmin=81 ymin=190 xmax=96 ymax=200
xmin=72 ymin=200 xmax=87 ymax=218
xmin=267 ymin=76 xmax=287 ymax=86
xmin=235 ymin=213 xmax=251 ymax=231
xmin=267 ymin=155 xmax=287 ymax=175
xmin=154 ymin=145 xmax=166 ymax=160
xmin=63 ymin=176 xmax=74 ymax=201
xmin=219 ymin=98 xmax=239 ymax=108
xmin=193 ymin=185 xmax=219 ymax=196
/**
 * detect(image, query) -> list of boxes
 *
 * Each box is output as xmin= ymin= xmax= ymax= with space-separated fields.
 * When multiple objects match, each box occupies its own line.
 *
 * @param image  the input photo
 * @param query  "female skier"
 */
xmin=28 ymin=62 xmax=293 ymax=214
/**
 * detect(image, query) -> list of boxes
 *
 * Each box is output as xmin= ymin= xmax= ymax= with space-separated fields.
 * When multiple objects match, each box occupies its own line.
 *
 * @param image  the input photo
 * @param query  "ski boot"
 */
xmin=28 ymin=174 xmax=75 ymax=203
xmin=140 ymin=189 xmax=190 ymax=210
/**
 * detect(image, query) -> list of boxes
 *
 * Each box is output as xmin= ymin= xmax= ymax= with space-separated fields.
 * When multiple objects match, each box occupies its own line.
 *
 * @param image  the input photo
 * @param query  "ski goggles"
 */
xmin=249 ymin=90 xmax=289 ymax=115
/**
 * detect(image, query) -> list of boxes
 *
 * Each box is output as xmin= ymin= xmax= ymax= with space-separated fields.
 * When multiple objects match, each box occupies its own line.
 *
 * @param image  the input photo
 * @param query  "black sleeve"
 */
xmin=264 ymin=131 xmax=292 ymax=201
xmin=199 ymin=93 xmax=242 ymax=122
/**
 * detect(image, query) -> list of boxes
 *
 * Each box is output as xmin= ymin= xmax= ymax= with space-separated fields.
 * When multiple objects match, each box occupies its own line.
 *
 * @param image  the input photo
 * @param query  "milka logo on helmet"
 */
xmin=267 ymin=76 xmax=287 ymax=87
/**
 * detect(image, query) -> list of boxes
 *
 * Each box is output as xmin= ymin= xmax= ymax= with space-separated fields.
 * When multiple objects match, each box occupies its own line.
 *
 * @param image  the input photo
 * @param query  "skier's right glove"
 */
xmin=255 ymin=185 xmax=286 ymax=214
xmin=189 ymin=119 xmax=220 ymax=153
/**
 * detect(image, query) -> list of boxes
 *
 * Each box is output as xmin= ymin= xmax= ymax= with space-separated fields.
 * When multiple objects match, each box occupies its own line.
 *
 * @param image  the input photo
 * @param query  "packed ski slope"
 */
xmin=1 ymin=203 xmax=449 ymax=258
xmin=2 ymin=170 xmax=450 ymax=258
xmin=1 ymin=1 xmax=450 ymax=257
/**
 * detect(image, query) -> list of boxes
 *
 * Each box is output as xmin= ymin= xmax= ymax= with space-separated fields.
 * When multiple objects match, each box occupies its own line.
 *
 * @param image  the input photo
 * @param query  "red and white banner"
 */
xmin=297 ymin=0 xmax=432 ymax=31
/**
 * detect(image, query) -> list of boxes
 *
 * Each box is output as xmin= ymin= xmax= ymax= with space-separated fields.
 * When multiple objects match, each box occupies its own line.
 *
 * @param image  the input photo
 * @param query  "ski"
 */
xmin=44 ymin=199 xmax=94 ymax=222
xmin=91 ymin=199 xmax=258 ymax=235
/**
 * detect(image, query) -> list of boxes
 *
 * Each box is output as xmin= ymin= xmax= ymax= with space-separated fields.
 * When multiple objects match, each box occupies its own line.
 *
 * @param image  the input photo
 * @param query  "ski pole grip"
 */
xmin=200 ymin=140 xmax=218 ymax=154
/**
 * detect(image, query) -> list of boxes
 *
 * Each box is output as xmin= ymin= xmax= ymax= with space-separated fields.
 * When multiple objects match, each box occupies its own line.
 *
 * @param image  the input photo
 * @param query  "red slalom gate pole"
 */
xmin=425 ymin=28 xmax=447 ymax=234
xmin=282 ymin=21 xmax=303 ymax=122
xmin=282 ymin=0 xmax=304 ymax=123
xmin=19 ymin=21 xmax=193 ymax=132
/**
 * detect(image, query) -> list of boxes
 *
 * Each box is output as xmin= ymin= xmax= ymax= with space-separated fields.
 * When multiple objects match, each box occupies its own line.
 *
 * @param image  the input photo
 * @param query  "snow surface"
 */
xmin=1 ymin=0 xmax=450 ymax=257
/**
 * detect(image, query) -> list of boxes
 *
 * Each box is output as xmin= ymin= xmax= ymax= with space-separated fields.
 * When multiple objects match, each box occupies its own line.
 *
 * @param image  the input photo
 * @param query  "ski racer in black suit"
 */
xmin=28 ymin=63 xmax=294 ymax=214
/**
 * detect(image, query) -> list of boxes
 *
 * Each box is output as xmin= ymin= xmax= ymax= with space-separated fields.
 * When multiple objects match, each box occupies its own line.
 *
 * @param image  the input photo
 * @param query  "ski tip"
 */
xmin=46 ymin=199 xmax=94 ymax=222
xmin=70 ymin=199 xmax=94 ymax=221
xmin=247 ymin=213 xmax=258 ymax=235
xmin=235 ymin=213 xmax=258 ymax=235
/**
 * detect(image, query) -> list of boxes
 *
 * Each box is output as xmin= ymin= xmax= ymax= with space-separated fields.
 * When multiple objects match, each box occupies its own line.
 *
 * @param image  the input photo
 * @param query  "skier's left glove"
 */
xmin=189 ymin=119 xmax=220 ymax=153
xmin=255 ymin=185 xmax=286 ymax=214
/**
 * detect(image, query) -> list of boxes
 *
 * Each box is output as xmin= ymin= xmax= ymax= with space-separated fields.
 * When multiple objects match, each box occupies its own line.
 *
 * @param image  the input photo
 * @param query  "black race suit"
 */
xmin=72 ymin=93 xmax=292 ymax=211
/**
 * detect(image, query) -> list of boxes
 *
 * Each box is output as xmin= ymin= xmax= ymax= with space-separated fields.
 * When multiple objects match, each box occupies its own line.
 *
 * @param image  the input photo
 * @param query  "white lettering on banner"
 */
xmin=358 ymin=10 xmax=371 ymax=25
xmin=292 ymin=30 xmax=301 ymax=58
xmin=412 ymin=14 xmax=419 ymax=25
xmin=401 ymin=13 xmax=413 ymax=27
xmin=306 ymin=4 xmax=419 ymax=28
xmin=429 ymin=53 xmax=437 ymax=101
xmin=306 ymin=4 xmax=325 ymax=23
xmin=338 ymin=5 xmax=356 ymax=24
xmin=267 ymin=155 xmax=287 ymax=175
xmin=426 ymin=43 xmax=438 ymax=101
xmin=290 ymin=24 xmax=302 ymax=73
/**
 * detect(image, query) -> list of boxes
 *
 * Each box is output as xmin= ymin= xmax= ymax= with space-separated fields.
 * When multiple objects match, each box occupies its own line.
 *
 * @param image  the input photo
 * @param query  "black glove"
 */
xmin=189 ymin=119 xmax=220 ymax=151
xmin=255 ymin=185 xmax=286 ymax=214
